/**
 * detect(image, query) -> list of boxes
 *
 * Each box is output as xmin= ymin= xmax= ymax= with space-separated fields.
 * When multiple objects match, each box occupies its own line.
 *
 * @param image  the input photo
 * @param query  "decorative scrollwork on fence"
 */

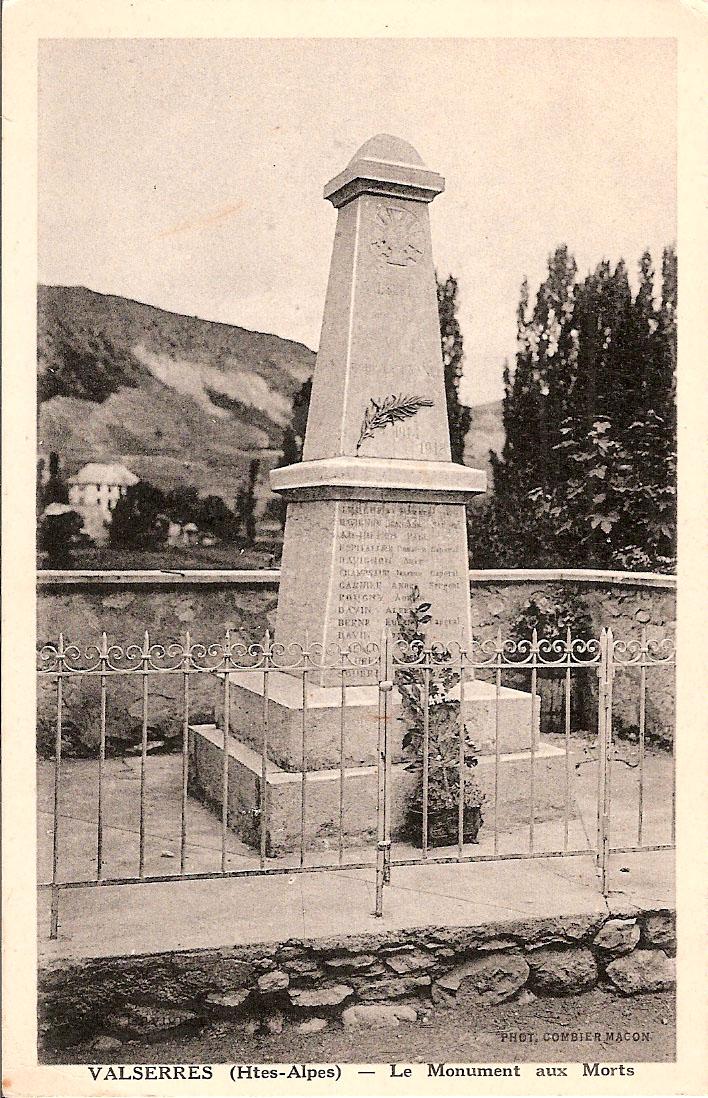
xmin=466 ymin=631 xmax=603 ymax=669
xmin=611 ymin=633 xmax=675 ymax=666
xmin=37 ymin=631 xmax=383 ymax=675
xmin=36 ymin=627 xmax=673 ymax=676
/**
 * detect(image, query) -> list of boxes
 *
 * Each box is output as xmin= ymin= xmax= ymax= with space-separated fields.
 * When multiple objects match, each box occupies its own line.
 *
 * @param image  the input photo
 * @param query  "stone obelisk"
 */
xmin=191 ymin=136 xmax=563 ymax=854
xmin=271 ymin=135 xmax=485 ymax=676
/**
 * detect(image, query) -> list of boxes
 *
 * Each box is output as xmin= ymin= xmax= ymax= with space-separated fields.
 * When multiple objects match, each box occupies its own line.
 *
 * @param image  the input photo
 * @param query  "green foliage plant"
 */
xmin=394 ymin=587 xmax=485 ymax=824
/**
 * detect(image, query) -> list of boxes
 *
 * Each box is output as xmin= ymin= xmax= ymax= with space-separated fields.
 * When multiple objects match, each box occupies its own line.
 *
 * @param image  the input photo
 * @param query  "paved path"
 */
xmin=37 ymin=742 xmax=674 ymax=962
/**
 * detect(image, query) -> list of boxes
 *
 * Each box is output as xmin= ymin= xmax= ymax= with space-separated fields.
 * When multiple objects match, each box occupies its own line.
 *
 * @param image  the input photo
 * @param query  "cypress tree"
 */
xmin=436 ymin=274 xmax=472 ymax=464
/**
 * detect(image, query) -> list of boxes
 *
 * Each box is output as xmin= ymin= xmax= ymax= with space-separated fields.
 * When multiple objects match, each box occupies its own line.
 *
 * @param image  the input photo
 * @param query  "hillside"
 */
xmin=38 ymin=285 xmax=315 ymax=504
xmin=38 ymin=285 xmax=503 ymax=506
xmin=465 ymin=399 xmax=504 ymax=490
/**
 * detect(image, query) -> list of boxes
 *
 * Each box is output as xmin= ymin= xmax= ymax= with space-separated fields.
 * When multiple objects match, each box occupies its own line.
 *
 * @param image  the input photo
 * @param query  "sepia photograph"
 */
xmin=3 ymin=4 xmax=707 ymax=1095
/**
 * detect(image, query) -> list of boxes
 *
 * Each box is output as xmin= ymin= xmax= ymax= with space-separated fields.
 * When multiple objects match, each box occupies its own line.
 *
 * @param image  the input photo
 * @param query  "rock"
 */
xmin=160 ymin=850 xmax=175 ymax=858
xmin=278 ymin=946 xmax=305 ymax=961
xmin=257 ymin=969 xmax=289 ymax=993
xmin=313 ymin=935 xmax=378 ymax=955
xmin=607 ymin=898 xmax=641 ymax=920
xmin=342 ymin=1003 xmax=417 ymax=1028
xmin=266 ymin=1011 xmax=284 ymax=1035
xmin=605 ymin=950 xmax=675 ymax=995
xmin=297 ymin=1017 xmax=328 ymax=1034
xmin=507 ymin=913 xmax=604 ymax=946
xmin=385 ymin=950 xmax=436 ymax=974
xmin=284 ymin=958 xmax=322 ymax=976
xmin=476 ymin=938 xmax=519 ymax=953
xmin=593 ymin=919 xmax=641 ymax=956
xmin=514 ymin=988 xmax=537 ymax=1006
xmin=425 ymin=928 xmax=486 ymax=951
xmin=205 ymin=989 xmax=251 ymax=1010
xmin=289 ymin=985 xmax=353 ymax=1009
xmin=601 ymin=598 xmax=622 ymax=618
xmin=92 ymin=1035 xmax=123 ymax=1052
xmin=356 ymin=977 xmax=430 ymax=1002
xmin=107 ymin=1004 xmax=197 ymax=1036
xmin=436 ymin=954 xmax=529 ymax=1005
xmin=431 ymin=983 xmax=455 ymax=1008
xmin=527 ymin=948 xmax=597 ymax=995
xmin=324 ymin=954 xmax=377 ymax=972
xmin=169 ymin=956 xmax=255 ymax=997
xmin=642 ymin=912 xmax=676 ymax=951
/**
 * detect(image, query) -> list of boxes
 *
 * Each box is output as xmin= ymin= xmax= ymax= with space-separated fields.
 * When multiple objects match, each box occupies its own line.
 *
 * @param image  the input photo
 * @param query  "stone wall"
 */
xmin=37 ymin=573 xmax=278 ymax=755
xmin=39 ymin=906 xmax=676 ymax=1050
xmin=467 ymin=571 xmax=675 ymax=746
xmin=37 ymin=570 xmax=675 ymax=752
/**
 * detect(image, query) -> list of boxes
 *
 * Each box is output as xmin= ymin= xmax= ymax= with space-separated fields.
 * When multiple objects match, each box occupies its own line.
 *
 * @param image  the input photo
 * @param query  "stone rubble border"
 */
xmin=39 ymin=906 xmax=675 ymax=1050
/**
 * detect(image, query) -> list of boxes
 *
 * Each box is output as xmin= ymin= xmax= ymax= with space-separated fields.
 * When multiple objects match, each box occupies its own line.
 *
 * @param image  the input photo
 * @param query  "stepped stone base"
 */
xmin=189 ymin=724 xmax=573 ymax=857
xmin=218 ymin=671 xmax=541 ymax=771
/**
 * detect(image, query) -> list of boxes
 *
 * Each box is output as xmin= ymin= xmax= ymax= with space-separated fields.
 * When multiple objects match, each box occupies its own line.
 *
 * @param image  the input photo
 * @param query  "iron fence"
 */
xmin=380 ymin=627 xmax=675 ymax=900
xmin=37 ymin=627 xmax=674 ymax=937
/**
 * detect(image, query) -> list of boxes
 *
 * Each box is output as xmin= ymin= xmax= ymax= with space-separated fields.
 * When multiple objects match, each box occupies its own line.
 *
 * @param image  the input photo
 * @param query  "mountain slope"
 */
xmin=38 ymin=285 xmax=503 ymax=505
xmin=38 ymin=285 xmax=315 ymax=502
xmin=465 ymin=398 xmax=505 ymax=488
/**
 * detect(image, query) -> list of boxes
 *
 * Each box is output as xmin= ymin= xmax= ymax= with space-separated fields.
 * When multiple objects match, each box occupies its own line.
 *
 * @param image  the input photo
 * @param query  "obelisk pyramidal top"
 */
xmin=304 ymin=134 xmax=451 ymax=464
xmin=271 ymin=135 xmax=485 ymax=678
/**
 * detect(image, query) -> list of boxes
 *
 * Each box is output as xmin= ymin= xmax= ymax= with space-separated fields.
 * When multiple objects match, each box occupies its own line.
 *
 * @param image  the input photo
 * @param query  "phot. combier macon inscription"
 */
xmin=271 ymin=135 xmax=485 ymax=683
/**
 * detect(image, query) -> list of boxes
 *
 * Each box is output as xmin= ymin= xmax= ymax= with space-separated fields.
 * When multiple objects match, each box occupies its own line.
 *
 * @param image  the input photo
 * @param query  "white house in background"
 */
xmin=68 ymin=462 xmax=139 ymax=543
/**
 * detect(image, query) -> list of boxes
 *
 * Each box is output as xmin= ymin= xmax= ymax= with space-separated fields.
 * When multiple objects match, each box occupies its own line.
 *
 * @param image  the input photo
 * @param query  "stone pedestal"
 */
xmin=190 ymin=722 xmax=569 ymax=857
xmin=219 ymin=671 xmax=540 ymax=771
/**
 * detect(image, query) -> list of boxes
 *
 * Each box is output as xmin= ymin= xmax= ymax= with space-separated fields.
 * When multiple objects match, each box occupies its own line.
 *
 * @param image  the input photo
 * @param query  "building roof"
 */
xmin=69 ymin=462 xmax=139 ymax=487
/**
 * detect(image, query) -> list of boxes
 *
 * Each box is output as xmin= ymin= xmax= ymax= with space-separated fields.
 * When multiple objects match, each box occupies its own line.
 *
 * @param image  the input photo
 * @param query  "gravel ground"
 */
xmin=46 ymin=989 xmax=675 ymax=1065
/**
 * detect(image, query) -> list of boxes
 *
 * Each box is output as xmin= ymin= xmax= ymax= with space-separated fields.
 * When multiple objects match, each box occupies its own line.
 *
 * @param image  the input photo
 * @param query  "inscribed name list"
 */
xmin=335 ymin=500 xmax=467 ymax=647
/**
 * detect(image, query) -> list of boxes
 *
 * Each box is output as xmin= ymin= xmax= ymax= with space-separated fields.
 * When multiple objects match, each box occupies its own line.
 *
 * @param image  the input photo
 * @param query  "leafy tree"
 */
xmin=436 ymin=274 xmax=472 ymax=464
xmin=477 ymin=245 xmax=676 ymax=573
xmin=109 ymin=481 xmax=168 ymax=549
xmin=164 ymin=485 xmax=203 ymax=525
xmin=199 ymin=494 xmax=238 ymax=540
xmin=41 ymin=451 xmax=70 ymax=509
xmin=274 ymin=378 xmax=312 ymax=528
xmin=38 ymin=509 xmax=86 ymax=567
xmin=290 ymin=378 xmax=312 ymax=454
xmin=37 ymin=458 xmax=46 ymax=515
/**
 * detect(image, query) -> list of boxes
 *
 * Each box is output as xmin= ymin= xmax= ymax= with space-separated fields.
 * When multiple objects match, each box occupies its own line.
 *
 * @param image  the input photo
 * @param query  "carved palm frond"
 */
xmin=356 ymin=394 xmax=434 ymax=453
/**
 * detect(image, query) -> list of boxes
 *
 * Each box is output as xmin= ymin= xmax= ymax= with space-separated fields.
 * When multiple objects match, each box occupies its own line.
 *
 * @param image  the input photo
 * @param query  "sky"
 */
xmin=38 ymin=37 xmax=676 ymax=405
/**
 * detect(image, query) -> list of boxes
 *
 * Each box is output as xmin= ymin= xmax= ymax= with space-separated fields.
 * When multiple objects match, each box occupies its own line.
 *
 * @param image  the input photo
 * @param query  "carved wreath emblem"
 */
xmin=356 ymin=394 xmax=434 ymax=453
xmin=370 ymin=206 xmax=424 ymax=267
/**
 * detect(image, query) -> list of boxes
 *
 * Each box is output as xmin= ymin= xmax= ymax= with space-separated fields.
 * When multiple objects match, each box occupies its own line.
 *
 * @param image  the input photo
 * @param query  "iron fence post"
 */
xmin=596 ymin=629 xmax=606 ymax=871
xmin=597 ymin=628 xmax=615 ymax=896
xmin=374 ymin=627 xmax=393 ymax=916
xmin=49 ymin=633 xmax=65 ymax=940
xmin=601 ymin=628 xmax=615 ymax=896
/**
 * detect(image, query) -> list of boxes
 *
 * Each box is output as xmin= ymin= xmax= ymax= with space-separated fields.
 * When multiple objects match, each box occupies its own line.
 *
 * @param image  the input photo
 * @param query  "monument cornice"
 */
xmin=324 ymin=160 xmax=445 ymax=208
xmin=270 ymin=456 xmax=486 ymax=503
